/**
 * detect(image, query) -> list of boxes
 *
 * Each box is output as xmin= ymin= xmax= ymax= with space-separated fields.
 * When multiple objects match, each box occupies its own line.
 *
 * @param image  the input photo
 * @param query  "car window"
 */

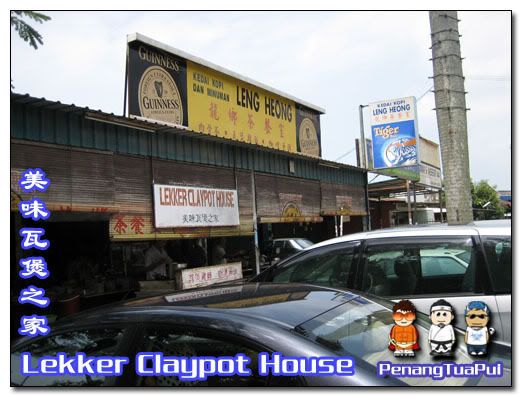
xmin=421 ymin=256 xmax=467 ymax=277
xmin=283 ymin=241 xmax=296 ymax=254
xmin=363 ymin=237 xmax=478 ymax=297
xmin=481 ymin=236 xmax=511 ymax=294
xmin=295 ymin=300 xmax=494 ymax=386
xmin=270 ymin=243 xmax=358 ymax=289
xmin=135 ymin=328 xmax=300 ymax=386
xmin=273 ymin=241 xmax=285 ymax=256
xmin=294 ymin=239 xmax=313 ymax=249
xmin=11 ymin=328 xmax=125 ymax=386
xmin=288 ymin=240 xmax=300 ymax=250
xmin=456 ymin=250 xmax=471 ymax=263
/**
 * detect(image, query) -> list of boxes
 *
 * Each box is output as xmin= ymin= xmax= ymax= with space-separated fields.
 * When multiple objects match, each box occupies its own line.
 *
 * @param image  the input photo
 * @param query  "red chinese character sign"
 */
xmin=127 ymin=33 xmax=323 ymax=157
xmin=176 ymin=262 xmax=243 ymax=290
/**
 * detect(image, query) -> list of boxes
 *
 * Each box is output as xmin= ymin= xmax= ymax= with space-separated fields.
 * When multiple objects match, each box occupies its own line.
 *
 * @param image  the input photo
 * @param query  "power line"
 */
xmin=417 ymin=85 xmax=434 ymax=102
xmin=467 ymin=75 xmax=510 ymax=82
xmin=334 ymin=146 xmax=356 ymax=162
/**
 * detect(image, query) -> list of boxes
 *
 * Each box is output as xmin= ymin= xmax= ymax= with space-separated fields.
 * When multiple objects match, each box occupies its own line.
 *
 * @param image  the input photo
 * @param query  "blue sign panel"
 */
xmin=371 ymin=120 xmax=417 ymax=169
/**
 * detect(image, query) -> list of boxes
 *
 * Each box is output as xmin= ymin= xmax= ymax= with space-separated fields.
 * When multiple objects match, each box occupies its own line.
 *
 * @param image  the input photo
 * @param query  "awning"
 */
xmin=258 ymin=216 xmax=323 ymax=224
xmin=320 ymin=210 xmax=368 ymax=216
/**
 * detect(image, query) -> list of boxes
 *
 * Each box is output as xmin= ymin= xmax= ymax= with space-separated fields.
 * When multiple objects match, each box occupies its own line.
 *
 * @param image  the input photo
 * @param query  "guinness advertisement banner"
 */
xmin=127 ymin=41 xmax=188 ymax=126
xmin=127 ymin=34 xmax=322 ymax=157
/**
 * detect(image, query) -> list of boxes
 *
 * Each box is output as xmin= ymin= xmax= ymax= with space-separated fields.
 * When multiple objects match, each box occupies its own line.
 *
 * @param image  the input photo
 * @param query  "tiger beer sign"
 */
xmin=369 ymin=96 xmax=420 ymax=170
xmin=127 ymin=33 xmax=323 ymax=157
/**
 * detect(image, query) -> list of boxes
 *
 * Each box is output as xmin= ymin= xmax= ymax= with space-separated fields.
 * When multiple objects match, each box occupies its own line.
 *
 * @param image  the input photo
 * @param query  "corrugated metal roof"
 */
xmin=10 ymin=92 xmax=364 ymax=174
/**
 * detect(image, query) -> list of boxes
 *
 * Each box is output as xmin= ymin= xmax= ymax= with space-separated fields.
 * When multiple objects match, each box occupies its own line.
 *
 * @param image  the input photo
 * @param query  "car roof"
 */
xmin=307 ymin=219 xmax=511 ymax=250
xmin=272 ymin=238 xmax=310 ymax=241
xmin=55 ymin=283 xmax=368 ymax=330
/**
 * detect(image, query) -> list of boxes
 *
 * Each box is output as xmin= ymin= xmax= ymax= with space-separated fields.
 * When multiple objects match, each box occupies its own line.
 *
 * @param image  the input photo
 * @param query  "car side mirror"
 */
xmin=275 ymin=247 xmax=281 ymax=255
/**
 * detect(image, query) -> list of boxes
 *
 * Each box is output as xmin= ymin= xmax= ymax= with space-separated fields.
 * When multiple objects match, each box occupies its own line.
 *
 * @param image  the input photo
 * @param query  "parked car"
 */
xmin=262 ymin=238 xmax=313 ymax=266
xmin=11 ymin=283 xmax=511 ymax=386
xmin=252 ymin=220 xmax=512 ymax=345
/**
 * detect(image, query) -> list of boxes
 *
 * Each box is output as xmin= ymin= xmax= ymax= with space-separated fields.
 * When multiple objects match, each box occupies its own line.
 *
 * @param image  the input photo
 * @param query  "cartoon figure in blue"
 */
xmin=464 ymin=301 xmax=495 ymax=356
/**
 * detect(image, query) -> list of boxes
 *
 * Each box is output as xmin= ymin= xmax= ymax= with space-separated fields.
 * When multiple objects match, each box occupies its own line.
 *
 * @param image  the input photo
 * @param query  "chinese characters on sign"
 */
xmin=17 ymin=169 xmax=51 ymax=337
xmin=127 ymin=36 xmax=323 ymax=157
xmin=182 ymin=214 xmax=219 ymax=224
xmin=176 ymin=262 xmax=243 ymax=290
xmin=369 ymin=97 xmax=419 ymax=169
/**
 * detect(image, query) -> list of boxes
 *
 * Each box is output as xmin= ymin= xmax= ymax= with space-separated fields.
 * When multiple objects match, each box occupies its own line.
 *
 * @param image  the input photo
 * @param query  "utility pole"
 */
xmin=359 ymin=105 xmax=367 ymax=169
xmin=429 ymin=11 xmax=473 ymax=224
xmin=358 ymin=104 xmax=371 ymax=231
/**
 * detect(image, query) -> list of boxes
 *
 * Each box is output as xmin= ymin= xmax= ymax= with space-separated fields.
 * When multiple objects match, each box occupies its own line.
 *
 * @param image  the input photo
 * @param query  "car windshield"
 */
xmin=292 ymin=239 xmax=313 ymax=249
xmin=294 ymin=299 xmax=510 ymax=386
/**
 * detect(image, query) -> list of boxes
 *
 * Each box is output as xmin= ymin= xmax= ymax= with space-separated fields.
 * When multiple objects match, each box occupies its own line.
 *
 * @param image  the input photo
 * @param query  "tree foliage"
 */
xmin=11 ymin=11 xmax=51 ymax=49
xmin=472 ymin=180 xmax=504 ymax=220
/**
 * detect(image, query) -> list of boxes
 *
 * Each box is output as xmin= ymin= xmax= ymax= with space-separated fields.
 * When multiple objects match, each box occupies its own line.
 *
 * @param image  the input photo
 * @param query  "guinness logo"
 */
xmin=138 ymin=66 xmax=183 ymax=125
xmin=298 ymin=117 xmax=320 ymax=157
xmin=154 ymin=81 xmax=163 ymax=98
xmin=281 ymin=202 xmax=301 ymax=217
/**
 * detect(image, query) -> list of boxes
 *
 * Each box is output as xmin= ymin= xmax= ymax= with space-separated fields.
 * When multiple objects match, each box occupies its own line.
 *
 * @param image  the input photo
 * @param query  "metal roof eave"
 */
xmin=11 ymin=92 xmax=364 ymax=174
xmin=127 ymin=32 xmax=326 ymax=114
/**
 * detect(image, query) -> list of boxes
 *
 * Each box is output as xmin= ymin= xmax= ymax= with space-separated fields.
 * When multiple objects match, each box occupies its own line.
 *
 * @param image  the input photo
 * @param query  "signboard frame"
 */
xmin=175 ymin=262 xmax=243 ymax=290
xmin=153 ymin=184 xmax=240 ymax=228
xmin=368 ymin=96 xmax=420 ymax=170
xmin=126 ymin=33 xmax=324 ymax=157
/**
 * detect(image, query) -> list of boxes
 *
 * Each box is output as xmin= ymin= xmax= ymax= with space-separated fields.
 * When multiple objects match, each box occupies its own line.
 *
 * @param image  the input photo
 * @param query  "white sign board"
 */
xmin=419 ymin=163 xmax=442 ymax=189
xmin=153 ymin=184 xmax=240 ymax=228
xmin=176 ymin=262 xmax=243 ymax=290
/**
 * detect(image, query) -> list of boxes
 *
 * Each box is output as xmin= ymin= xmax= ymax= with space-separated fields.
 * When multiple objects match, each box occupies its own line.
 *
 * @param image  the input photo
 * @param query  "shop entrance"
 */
xmin=11 ymin=212 xmax=123 ymax=339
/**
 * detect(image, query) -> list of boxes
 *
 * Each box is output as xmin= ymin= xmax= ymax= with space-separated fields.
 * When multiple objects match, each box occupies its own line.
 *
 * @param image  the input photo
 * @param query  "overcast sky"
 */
xmin=10 ymin=11 xmax=511 ymax=189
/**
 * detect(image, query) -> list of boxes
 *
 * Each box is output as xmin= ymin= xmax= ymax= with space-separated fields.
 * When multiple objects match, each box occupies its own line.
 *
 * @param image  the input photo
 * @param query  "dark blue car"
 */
xmin=11 ymin=283 xmax=511 ymax=386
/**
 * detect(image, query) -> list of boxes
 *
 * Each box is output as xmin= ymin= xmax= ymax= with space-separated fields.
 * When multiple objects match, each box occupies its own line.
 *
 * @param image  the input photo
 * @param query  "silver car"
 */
xmin=253 ymin=220 xmax=511 ymax=345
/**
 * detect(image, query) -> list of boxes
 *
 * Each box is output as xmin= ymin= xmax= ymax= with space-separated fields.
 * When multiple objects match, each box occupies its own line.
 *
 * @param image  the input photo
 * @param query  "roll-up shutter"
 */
xmin=11 ymin=141 xmax=116 ymax=212
xmin=320 ymin=181 xmax=367 ymax=216
xmin=114 ymin=154 xmax=152 ymax=214
xmin=152 ymin=159 xmax=237 ymax=190
xmin=110 ymin=155 xmax=254 ymax=240
xmin=71 ymin=149 xmax=115 ymax=210
xmin=256 ymin=173 xmax=322 ymax=223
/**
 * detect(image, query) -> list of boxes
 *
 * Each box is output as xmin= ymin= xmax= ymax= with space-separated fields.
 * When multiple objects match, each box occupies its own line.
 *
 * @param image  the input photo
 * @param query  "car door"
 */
xmin=279 ymin=241 xmax=296 ymax=260
xmin=11 ymin=325 xmax=136 ymax=386
xmin=270 ymin=241 xmax=285 ymax=264
xmin=359 ymin=234 xmax=502 ymax=339
xmin=128 ymin=325 xmax=303 ymax=386
xmin=479 ymin=235 xmax=512 ymax=343
xmin=258 ymin=242 xmax=361 ymax=290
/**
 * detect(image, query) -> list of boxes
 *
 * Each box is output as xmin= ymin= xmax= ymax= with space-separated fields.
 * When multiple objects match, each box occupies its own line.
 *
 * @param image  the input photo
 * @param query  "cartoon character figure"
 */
xmin=428 ymin=299 xmax=455 ymax=356
xmin=464 ymin=301 xmax=495 ymax=356
xmin=389 ymin=299 xmax=420 ymax=357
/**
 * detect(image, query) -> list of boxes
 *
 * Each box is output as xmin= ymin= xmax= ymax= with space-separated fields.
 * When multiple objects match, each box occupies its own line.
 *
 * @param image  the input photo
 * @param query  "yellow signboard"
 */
xmin=127 ymin=35 xmax=323 ymax=157
xmin=187 ymin=61 xmax=297 ymax=152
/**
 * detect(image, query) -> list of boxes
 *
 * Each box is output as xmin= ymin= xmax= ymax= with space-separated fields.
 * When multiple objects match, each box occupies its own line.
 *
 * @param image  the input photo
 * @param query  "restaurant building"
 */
xmin=10 ymin=34 xmax=368 ymax=326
